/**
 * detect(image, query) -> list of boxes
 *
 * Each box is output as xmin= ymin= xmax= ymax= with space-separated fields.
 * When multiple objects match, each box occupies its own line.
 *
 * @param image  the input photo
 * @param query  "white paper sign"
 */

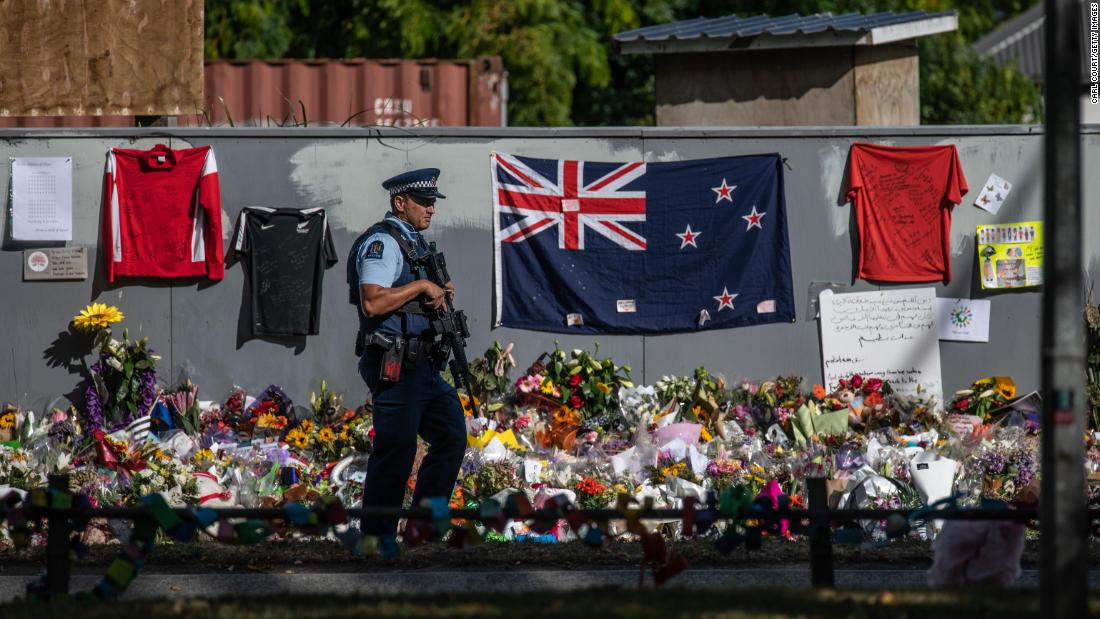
xmin=10 ymin=157 xmax=73 ymax=241
xmin=935 ymin=297 xmax=991 ymax=342
xmin=974 ymin=173 xmax=1012 ymax=215
xmin=819 ymin=288 xmax=942 ymax=403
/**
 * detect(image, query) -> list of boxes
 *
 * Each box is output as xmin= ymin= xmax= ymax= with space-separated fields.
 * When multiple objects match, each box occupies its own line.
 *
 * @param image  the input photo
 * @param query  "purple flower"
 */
xmin=980 ymin=452 xmax=1008 ymax=475
xmin=81 ymin=362 xmax=106 ymax=432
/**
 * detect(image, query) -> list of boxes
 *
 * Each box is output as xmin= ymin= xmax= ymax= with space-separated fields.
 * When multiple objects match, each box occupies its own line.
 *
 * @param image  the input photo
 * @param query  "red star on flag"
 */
xmin=713 ymin=287 xmax=738 ymax=311
xmin=742 ymin=205 xmax=766 ymax=231
xmin=711 ymin=178 xmax=736 ymax=203
xmin=675 ymin=224 xmax=701 ymax=249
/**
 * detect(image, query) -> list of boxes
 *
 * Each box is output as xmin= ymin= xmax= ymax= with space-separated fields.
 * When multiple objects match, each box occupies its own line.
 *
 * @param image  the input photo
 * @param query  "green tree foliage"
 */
xmin=204 ymin=0 xmax=1043 ymax=126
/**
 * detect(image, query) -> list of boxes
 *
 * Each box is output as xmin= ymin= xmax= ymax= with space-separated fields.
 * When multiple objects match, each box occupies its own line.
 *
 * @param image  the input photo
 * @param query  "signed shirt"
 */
xmin=233 ymin=207 xmax=338 ymax=336
xmin=846 ymin=143 xmax=967 ymax=283
xmin=104 ymin=144 xmax=224 ymax=282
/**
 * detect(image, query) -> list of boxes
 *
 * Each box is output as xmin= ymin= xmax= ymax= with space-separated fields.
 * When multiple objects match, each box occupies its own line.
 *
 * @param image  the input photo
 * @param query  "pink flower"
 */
xmin=850 ymin=374 xmax=863 ymax=389
xmin=862 ymin=378 xmax=883 ymax=393
xmin=956 ymin=398 xmax=971 ymax=410
xmin=582 ymin=431 xmax=598 ymax=443
xmin=516 ymin=374 xmax=542 ymax=394
xmin=513 ymin=415 xmax=531 ymax=431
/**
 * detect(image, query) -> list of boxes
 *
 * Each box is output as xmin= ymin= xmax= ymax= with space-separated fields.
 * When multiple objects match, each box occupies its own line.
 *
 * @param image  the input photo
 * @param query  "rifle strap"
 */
xmin=380 ymin=220 xmax=425 ymax=267
xmin=379 ymin=220 xmax=429 ymax=328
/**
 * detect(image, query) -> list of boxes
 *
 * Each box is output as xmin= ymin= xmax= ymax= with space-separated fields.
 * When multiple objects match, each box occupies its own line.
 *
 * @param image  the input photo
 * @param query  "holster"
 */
xmin=380 ymin=337 xmax=404 ymax=382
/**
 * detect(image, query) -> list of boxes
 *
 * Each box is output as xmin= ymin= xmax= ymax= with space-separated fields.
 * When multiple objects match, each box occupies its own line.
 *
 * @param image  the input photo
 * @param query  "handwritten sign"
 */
xmin=22 ymin=247 xmax=87 ymax=280
xmin=819 ymin=288 xmax=942 ymax=403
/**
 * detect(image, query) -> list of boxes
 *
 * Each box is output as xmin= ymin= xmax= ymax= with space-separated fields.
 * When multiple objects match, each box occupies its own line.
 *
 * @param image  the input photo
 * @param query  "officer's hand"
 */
xmin=420 ymin=280 xmax=448 ymax=309
xmin=444 ymin=280 xmax=455 ymax=300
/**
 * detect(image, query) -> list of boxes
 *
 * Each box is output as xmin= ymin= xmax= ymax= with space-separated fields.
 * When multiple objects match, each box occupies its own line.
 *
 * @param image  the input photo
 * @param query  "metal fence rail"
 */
xmin=12 ymin=475 xmax=1093 ymax=599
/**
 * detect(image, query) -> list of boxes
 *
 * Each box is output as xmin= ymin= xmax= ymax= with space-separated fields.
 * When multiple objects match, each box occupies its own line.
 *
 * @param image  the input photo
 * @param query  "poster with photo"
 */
xmin=976 ymin=221 xmax=1043 ymax=290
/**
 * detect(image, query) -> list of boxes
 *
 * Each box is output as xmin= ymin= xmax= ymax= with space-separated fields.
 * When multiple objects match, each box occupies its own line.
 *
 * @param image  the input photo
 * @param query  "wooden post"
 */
xmin=45 ymin=473 xmax=71 ymax=596
xmin=807 ymin=477 xmax=834 ymax=588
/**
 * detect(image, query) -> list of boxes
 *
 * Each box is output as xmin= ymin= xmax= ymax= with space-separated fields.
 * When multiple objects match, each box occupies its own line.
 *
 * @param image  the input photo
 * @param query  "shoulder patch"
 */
xmin=364 ymin=240 xmax=385 ymax=260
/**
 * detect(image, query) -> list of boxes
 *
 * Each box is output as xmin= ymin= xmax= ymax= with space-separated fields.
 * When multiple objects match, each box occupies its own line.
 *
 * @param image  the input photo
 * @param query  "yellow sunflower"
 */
xmin=285 ymin=428 xmax=308 ymax=449
xmin=318 ymin=427 xmax=336 ymax=443
xmin=72 ymin=303 xmax=124 ymax=333
xmin=339 ymin=425 xmax=351 ymax=441
xmin=458 ymin=393 xmax=480 ymax=416
xmin=0 ymin=412 xmax=15 ymax=429
xmin=256 ymin=412 xmax=277 ymax=429
xmin=298 ymin=419 xmax=315 ymax=434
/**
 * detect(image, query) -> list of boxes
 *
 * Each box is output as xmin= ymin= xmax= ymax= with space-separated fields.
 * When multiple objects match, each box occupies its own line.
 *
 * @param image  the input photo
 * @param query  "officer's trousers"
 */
xmin=358 ymin=354 xmax=466 ymax=537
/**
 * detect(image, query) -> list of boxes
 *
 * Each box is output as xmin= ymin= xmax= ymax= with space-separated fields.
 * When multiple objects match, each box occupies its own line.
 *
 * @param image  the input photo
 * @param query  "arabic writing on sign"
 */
xmin=818 ymin=288 xmax=942 ymax=402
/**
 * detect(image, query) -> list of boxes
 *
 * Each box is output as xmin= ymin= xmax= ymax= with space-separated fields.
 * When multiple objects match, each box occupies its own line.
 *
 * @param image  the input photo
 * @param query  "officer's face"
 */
xmin=395 ymin=194 xmax=436 ymax=230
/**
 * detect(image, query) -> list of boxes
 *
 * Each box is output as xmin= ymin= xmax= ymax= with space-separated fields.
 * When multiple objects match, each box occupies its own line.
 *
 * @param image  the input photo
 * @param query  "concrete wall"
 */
xmin=0 ymin=126 xmax=1096 ymax=411
xmin=655 ymin=46 xmax=918 ymax=126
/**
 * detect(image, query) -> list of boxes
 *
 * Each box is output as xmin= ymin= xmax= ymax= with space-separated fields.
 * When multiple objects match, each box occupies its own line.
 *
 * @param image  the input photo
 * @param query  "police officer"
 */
xmin=347 ymin=168 xmax=466 ymax=538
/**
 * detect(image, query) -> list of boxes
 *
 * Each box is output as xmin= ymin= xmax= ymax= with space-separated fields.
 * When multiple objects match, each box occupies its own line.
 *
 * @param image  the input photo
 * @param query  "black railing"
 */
xmin=15 ymin=474 xmax=1074 ymax=598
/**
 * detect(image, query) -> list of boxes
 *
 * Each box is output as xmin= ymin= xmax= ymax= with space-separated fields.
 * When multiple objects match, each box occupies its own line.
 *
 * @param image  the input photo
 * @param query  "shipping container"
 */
xmin=0 ymin=57 xmax=506 ymax=128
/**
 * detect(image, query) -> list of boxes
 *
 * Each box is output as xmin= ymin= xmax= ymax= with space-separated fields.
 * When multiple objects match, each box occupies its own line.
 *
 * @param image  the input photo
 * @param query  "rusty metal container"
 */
xmin=0 ymin=57 xmax=506 ymax=128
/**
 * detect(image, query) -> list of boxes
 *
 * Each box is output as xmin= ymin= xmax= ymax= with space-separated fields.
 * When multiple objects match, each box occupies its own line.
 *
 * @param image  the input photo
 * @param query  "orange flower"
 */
xmin=864 ymin=392 xmax=884 ymax=408
xmin=812 ymin=384 xmax=826 ymax=399
xmin=575 ymin=476 xmax=607 ymax=495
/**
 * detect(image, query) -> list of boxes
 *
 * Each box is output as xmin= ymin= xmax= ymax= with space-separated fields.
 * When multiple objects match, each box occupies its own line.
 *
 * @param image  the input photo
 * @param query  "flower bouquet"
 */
xmin=705 ymin=458 xmax=745 ymax=496
xmin=647 ymin=449 xmax=700 ymax=486
xmin=523 ymin=345 xmax=633 ymax=428
xmin=239 ymin=385 xmax=293 ymax=440
xmin=573 ymin=474 xmax=616 ymax=510
xmin=535 ymin=405 xmax=581 ymax=451
xmin=950 ymin=377 xmax=1016 ymax=422
xmin=464 ymin=458 xmax=522 ymax=500
xmin=308 ymin=379 xmax=344 ymax=425
xmin=979 ymin=443 xmax=1038 ymax=502
xmin=162 ymin=378 xmax=200 ymax=435
xmin=465 ymin=341 xmax=517 ymax=416
xmin=71 ymin=304 xmax=160 ymax=432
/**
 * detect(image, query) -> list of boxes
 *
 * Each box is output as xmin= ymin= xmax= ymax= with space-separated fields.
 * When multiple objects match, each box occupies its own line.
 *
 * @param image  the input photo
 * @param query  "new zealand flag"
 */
xmin=492 ymin=152 xmax=795 ymax=334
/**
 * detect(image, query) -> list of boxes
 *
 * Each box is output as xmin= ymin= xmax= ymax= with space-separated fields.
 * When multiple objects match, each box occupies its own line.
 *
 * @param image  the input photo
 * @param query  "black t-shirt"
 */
xmin=234 ymin=207 xmax=338 ymax=336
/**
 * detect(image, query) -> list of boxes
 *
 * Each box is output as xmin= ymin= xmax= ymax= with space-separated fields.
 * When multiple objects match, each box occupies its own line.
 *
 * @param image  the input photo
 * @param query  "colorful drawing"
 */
xmin=976 ymin=221 xmax=1043 ymax=290
xmin=950 ymin=305 xmax=973 ymax=328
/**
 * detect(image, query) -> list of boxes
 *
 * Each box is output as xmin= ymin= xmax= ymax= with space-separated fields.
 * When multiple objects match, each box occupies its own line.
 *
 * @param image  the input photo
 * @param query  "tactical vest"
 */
xmin=347 ymin=220 xmax=430 ymax=338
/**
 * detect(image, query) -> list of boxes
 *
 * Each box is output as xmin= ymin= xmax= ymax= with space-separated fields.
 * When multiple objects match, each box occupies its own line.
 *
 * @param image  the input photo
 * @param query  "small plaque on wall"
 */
xmin=23 ymin=248 xmax=87 ymax=281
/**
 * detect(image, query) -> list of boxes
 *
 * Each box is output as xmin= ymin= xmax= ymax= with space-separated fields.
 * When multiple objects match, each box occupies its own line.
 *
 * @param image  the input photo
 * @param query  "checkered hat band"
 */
xmin=388 ymin=179 xmax=436 ymax=195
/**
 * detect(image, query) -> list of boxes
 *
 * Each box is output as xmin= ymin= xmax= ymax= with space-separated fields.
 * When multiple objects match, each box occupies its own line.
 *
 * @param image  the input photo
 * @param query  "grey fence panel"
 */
xmin=0 ymin=127 xmax=1095 ymax=409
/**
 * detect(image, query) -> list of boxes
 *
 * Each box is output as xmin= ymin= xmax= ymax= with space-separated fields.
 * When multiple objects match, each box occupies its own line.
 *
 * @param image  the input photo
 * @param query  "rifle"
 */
xmin=418 ymin=242 xmax=476 ymax=413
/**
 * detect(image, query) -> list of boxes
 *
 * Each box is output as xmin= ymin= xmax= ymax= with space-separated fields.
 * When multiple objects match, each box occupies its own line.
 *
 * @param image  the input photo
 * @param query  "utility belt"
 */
xmin=356 ymin=331 xmax=442 ymax=382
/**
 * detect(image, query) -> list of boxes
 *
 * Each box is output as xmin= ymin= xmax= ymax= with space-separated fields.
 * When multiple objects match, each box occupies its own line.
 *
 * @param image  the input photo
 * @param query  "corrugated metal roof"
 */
xmin=972 ymin=1 xmax=1091 ymax=85
xmin=0 ymin=57 xmax=506 ymax=128
xmin=615 ymin=11 xmax=956 ymax=43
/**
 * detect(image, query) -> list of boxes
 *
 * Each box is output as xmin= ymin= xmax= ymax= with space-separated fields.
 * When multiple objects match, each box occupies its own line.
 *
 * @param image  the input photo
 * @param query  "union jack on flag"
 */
xmin=492 ymin=151 xmax=794 ymax=334
xmin=493 ymin=152 xmax=647 ymax=251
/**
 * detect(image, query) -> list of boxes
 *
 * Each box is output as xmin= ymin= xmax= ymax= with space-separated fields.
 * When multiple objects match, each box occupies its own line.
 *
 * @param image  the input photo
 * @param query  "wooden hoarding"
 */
xmin=0 ymin=0 xmax=203 ymax=117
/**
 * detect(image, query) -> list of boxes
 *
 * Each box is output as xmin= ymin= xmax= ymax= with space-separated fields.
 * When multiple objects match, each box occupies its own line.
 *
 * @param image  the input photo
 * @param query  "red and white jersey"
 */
xmin=103 ymin=144 xmax=225 ymax=282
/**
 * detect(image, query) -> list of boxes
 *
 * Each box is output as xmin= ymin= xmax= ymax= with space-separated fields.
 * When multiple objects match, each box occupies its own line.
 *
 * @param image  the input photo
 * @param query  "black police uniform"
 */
xmin=347 ymin=168 xmax=466 ymax=537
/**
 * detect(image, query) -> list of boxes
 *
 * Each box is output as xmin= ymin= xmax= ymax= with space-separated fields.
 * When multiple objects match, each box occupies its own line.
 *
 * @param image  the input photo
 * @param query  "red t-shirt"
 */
xmin=846 ymin=143 xmax=967 ymax=283
xmin=103 ymin=144 xmax=224 ymax=282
